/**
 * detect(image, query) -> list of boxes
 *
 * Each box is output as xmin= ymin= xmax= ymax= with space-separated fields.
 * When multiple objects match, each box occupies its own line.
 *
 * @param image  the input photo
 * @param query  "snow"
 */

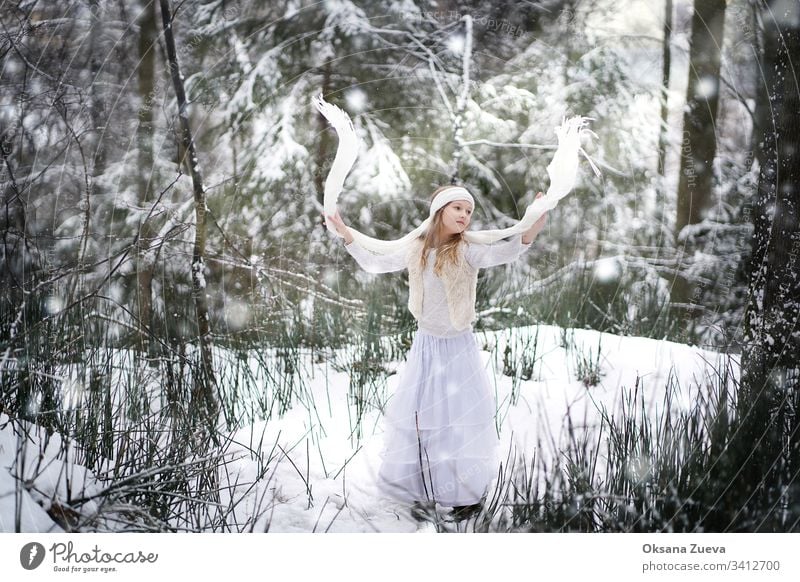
xmin=349 ymin=117 xmax=412 ymax=199
xmin=593 ymin=256 xmax=622 ymax=282
xmin=224 ymin=299 xmax=252 ymax=330
xmin=45 ymin=295 xmax=64 ymax=315
xmin=695 ymin=76 xmax=718 ymax=100
xmin=0 ymin=0 xmax=767 ymax=535
xmin=1 ymin=324 xmax=734 ymax=532
xmin=0 ymin=415 xmax=103 ymax=532
xmin=446 ymin=33 xmax=466 ymax=55
xmin=344 ymin=87 xmax=368 ymax=113
xmin=248 ymin=87 xmax=310 ymax=184
xmin=322 ymin=0 xmax=368 ymax=37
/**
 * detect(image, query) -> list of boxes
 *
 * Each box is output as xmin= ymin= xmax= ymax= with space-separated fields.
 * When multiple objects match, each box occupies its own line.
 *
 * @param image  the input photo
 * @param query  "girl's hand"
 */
xmin=322 ymin=208 xmax=354 ymax=244
xmin=522 ymin=192 xmax=547 ymax=244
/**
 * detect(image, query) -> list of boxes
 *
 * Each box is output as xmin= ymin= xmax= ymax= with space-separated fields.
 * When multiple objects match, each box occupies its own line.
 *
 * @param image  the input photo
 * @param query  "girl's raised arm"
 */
xmin=324 ymin=209 xmax=407 ymax=274
xmin=342 ymin=238 xmax=408 ymax=274
xmin=464 ymin=234 xmax=532 ymax=269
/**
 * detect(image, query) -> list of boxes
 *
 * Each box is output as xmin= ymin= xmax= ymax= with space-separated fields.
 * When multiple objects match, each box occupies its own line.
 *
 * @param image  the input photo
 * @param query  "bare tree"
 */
xmin=735 ymin=0 xmax=800 ymax=529
xmin=158 ymin=0 xmax=218 ymax=423
xmin=657 ymin=0 xmax=673 ymax=180
xmin=673 ymin=0 xmax=727 ymax=310
xmin=135 ymin=0 xmax=159 ymax=358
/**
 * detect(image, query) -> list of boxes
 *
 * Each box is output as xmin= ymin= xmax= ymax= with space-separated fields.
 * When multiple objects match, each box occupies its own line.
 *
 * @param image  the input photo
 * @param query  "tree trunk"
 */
xmin=88 ymin=6 xmax=107 ymax=177
xmin=672 ymin=0 xmax=726 ymax=311
xmin=738 ymin=0 xmax=800 ymax=530
xmin=655 ymin=0 xmax=673 ymax=237
xmin=657 ymin=0 xmax=672 ymax=179
xmin=158 ymin=0 xmax=218 ymax=423
xmin=136 ymin=0 xmax=157 ymax=358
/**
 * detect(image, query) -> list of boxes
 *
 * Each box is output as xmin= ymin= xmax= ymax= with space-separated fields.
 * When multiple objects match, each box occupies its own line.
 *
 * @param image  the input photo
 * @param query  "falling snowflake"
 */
xmin=446 ymin=33 xmax=466 ymax=55
xmin=594 ymin=257 xmax=621 ymax=283
xmin=695 ymin=76 xmax=717 ymax=100
xmin=345 ymin=87 xmax=368 ymax=113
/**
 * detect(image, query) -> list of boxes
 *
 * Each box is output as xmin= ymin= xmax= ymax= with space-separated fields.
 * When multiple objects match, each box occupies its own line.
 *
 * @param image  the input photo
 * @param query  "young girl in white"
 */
xmin=324 ymin=184 xmax=547 ymax=524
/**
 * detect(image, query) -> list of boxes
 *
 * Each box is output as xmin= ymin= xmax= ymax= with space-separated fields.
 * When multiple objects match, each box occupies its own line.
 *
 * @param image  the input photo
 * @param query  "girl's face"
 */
xmin=439 ymin=199 xmax=473 ymax=235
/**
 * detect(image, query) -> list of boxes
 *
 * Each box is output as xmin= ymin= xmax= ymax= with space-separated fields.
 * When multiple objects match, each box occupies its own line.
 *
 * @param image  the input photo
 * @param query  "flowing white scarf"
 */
xmin=313 ymin=94 xmax=599 ymax=254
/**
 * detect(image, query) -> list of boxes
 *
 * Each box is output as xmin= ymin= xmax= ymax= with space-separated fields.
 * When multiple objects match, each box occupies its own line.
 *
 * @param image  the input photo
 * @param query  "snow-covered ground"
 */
xmin=1 ymin=324 xmax=735 ymax=533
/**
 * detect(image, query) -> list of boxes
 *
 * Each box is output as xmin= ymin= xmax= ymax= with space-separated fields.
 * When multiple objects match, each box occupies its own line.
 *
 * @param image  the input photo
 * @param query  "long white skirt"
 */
xmin=377 ymin=329 xmax=500 ymax=507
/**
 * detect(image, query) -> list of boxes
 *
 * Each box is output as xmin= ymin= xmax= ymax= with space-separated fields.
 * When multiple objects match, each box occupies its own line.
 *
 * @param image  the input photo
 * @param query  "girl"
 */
xmin=324 ymin=185 xmax=547 ymax=524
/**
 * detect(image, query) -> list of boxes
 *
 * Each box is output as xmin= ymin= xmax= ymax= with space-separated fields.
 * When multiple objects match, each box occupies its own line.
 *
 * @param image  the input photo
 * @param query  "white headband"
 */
xmin=429 ymin=187 xmax=475 ymax=217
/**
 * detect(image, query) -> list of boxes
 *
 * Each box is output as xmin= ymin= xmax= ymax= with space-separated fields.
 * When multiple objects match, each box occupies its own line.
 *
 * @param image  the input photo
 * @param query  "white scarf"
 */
xmin=313 ymin=94 xmax=599 ymax=254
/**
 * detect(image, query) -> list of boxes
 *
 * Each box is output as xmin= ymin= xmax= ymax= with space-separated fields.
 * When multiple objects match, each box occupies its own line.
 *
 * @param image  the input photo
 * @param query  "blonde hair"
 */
xmin=419 ymin=185 xmax=469 ymax=276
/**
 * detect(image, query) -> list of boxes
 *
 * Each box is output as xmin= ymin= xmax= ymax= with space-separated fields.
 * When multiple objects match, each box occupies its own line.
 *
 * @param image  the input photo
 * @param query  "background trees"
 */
xmin=0 ymin=0 xmax=777 ymax=403
xmin=736 ymin=0 xmax=800 ymax=530
xmin=1 ymin=0 xmax=797 ymax=530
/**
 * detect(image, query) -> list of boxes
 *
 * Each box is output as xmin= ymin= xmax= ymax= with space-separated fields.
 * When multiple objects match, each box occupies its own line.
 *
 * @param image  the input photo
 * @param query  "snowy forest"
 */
xmin=1 ymin=0 xmax=798 ymax=533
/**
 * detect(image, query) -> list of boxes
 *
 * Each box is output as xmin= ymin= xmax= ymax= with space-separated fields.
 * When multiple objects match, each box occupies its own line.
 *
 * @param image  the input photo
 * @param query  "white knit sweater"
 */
xmin=343 ymin=234 xmax=532 ymax=337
